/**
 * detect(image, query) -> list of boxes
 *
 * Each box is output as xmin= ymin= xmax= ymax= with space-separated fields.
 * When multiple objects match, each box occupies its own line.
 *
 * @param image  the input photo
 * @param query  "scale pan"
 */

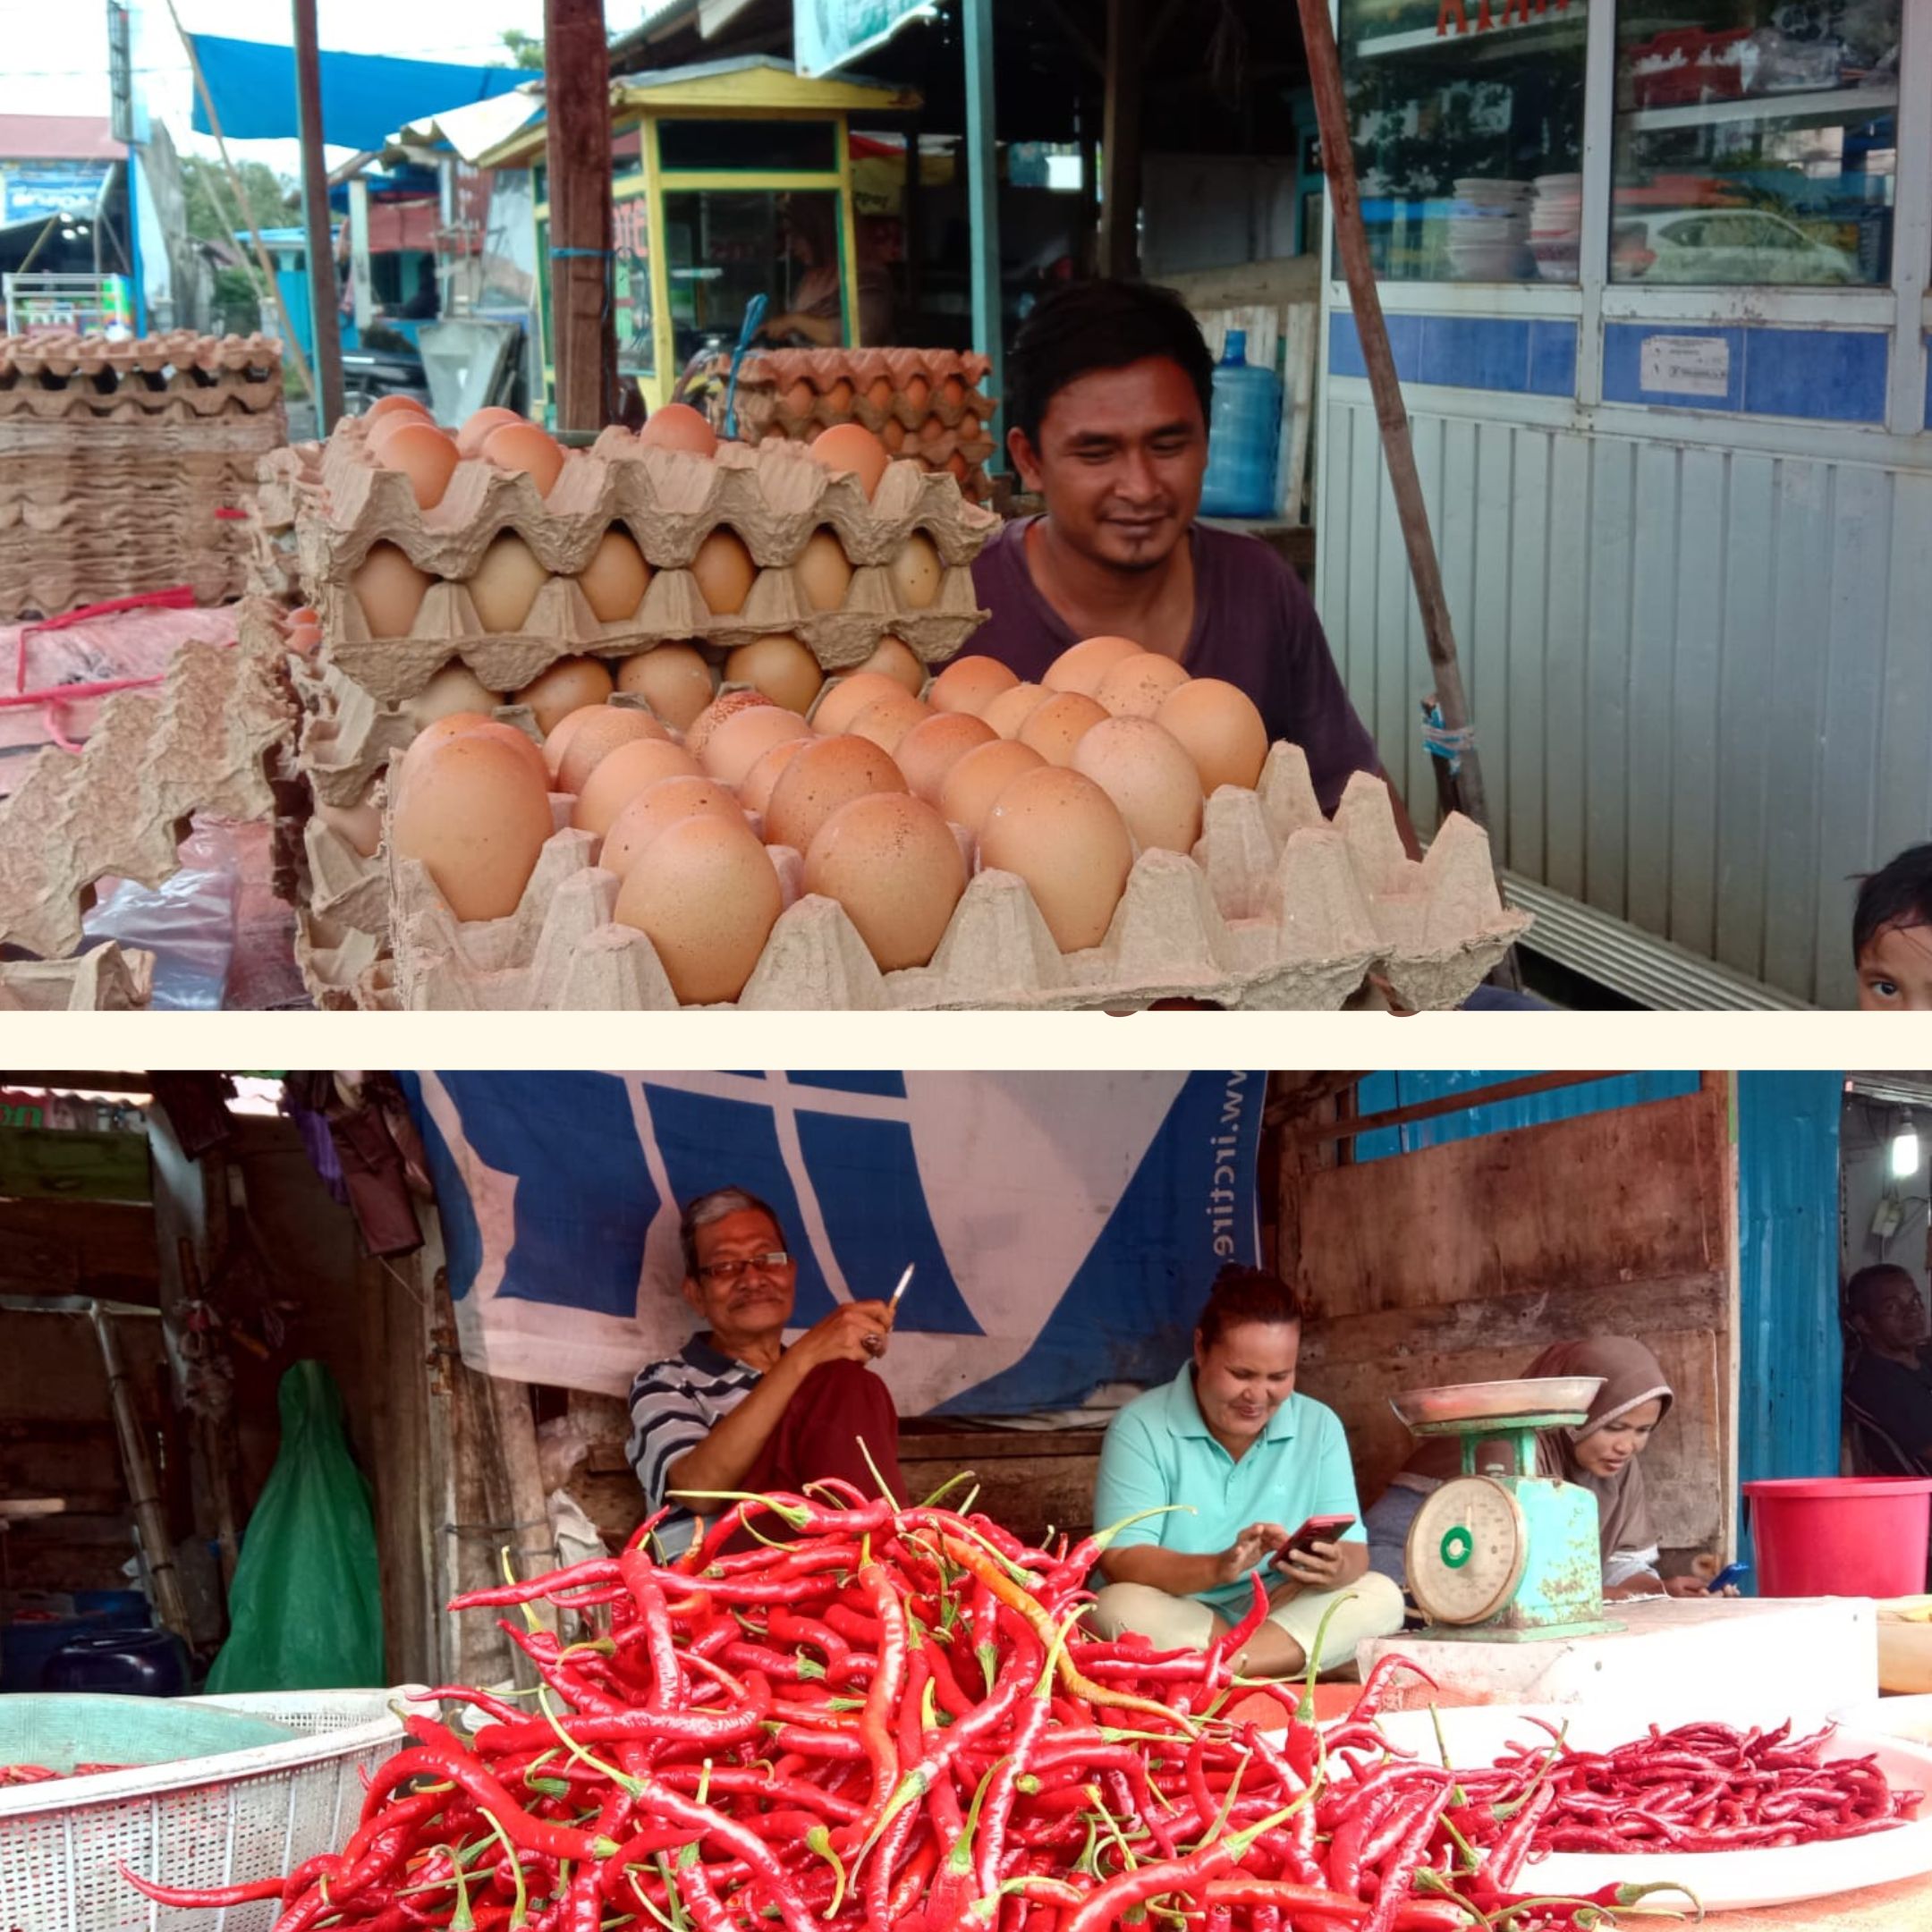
xmin=1391 ymin=1376 xmax=1605 ymax=1430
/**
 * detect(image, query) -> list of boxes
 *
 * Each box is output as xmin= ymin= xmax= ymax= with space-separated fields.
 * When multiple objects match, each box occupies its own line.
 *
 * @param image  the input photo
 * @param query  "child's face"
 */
xmin=1857 ymin=919 xmax=1932 ymax=1010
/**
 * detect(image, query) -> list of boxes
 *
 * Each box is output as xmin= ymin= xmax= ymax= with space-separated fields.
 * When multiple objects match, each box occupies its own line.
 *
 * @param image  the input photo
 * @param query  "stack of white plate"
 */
xmin=1529 ymin=172 xmax=1583 ymax=280
xmin=1447 ymin=177 xmax=1532 ymax=280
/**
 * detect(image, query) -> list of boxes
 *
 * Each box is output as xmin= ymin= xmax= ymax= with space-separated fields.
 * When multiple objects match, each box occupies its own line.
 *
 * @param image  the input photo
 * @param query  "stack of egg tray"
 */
xmin=291 ymin=725 xmax=1525 ymax=1013
xmin=0 ymin=334 xmax=286 ymax=620
xmin=0 ymin=945 xmax=154 ymax=1010
xmin=705 ymin=350 xmax=997 ymax=503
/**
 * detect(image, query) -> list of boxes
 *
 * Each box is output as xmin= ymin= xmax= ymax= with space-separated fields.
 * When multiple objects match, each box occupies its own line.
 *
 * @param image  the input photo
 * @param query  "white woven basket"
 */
xmin=0 ymin=1686 xmax=431 ymax=1932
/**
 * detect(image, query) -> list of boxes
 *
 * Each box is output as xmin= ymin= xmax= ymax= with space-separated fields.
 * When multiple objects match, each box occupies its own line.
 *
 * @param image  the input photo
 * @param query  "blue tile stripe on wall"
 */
xmin=1330 ymin=312 xmax=1892 ymax=424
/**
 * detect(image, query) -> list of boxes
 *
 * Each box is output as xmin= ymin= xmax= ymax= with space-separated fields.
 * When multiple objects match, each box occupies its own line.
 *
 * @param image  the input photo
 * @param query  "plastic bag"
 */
xmin=81 ymin=823 xmax=241 ymax=1010
xmin=204 ymin=1360 xmax=385 ymax=1692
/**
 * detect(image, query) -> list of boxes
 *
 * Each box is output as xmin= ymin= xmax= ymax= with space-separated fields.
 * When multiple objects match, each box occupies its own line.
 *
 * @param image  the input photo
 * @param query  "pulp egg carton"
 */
xmin=0 ymin=945 xmax=155 ymax=1011
xmin=0 ymin=330 xmax=285 ymax=422
xmin=384 ymin=744 xmax=1528 ymax=1013
xmin=297 ymin=906 xmax=397 ymax=1012
xmin=0 ymin=633 xmax=296 ymax=961
xmin=298 ymin=428 xmax=996 ymax=707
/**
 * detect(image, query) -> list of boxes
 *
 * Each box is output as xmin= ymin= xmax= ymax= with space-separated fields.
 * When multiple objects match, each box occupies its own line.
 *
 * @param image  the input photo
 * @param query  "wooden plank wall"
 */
xmin=1284 ymin=1080 xmax=1735 ymax=1558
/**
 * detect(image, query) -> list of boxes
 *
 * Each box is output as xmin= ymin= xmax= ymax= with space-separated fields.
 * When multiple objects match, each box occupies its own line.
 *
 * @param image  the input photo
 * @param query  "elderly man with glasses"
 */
xmin=625 ymin=1187 xmax=904 ymax=1552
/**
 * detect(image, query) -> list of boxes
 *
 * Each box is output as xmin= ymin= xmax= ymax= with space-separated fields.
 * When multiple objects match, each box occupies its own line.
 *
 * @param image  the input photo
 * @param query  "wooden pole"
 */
xmin=545 ymin=0 xmax=616 ymax=434
xmin=290 ymin=0 xmax=343 ymax=430
xmin=962 ymin=0 xmax=1004 ymax=450
xmin=1099 ymin=0 xmax=1142 ymax=279
xmin=1292 ymin=0 xmax=1493 ymax=839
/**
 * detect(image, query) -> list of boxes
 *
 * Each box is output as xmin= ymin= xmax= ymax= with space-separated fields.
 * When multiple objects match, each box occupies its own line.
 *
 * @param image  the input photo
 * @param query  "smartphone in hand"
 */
xmin=1273 ymin=1513 xmax=1356 ymax=1567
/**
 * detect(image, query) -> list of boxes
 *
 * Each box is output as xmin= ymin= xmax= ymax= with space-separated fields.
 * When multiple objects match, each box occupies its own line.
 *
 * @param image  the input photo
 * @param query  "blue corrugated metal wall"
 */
xmin=1354 ymin=1071 xmax=1702 ymax=1160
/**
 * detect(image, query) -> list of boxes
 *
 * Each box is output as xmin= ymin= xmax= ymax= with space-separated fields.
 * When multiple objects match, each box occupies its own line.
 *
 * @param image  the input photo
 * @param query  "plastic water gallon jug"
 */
xmin=1199 ymin=329 xmax=1283 ymax=519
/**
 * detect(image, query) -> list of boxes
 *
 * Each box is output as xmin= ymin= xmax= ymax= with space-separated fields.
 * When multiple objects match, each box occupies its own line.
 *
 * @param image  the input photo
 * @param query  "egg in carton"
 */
xmin=0 ymin=945 xmax=154 ymax=1011
xmin=719 ymin=348 xmax=995 ymax=437
xmin=385 ymin=741 xmax=1523 ymax=1012
xmin=295 ymin=907 xmax=396 ymax=1011
xmin=302 ymin=436 xmax=994 ymax=707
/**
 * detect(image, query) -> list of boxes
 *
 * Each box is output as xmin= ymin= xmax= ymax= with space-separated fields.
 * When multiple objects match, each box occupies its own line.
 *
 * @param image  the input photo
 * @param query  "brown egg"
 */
xmin=981 ymin=680 xmax=1051 ymax=741
xmin=572 ymin=737 xmax=703 ymax=837
xmin=739 ymin=733 xmax=813 ymax=816
xmin=551 ymin=706 xmax=670 ymax=795
xmin=637 ymin=402 xmax=718 ymax=457
xmin=945 ymin=453 xmax=970 ymax=482
xmin=1157 ymin=677 xmax=1269 ymax=794
xmin=614 ymin=813 xmax=782 ymax=1004
xmin=287 ymin=623 xmax=321 ymax=657
xmin=315 ymin=797 xmax=382 ymax=859
xmin=365 ymin=395 xmax=431 ymax=427
xmin=941 ymin=374 xmax=968 ymax=410
xmin=826 ymin=378 xmax=856 ymax=412
xmin=784 ymin=378 xmax=817 ymax=418
xmin=796 ymin=529 xmax=854 ymax=613
xmin=860 ymin=635 xmax=926 ymax=696
xmin=286 ymin=605 xmax=318 ymax=626
xmin=406 ymin=662 xmax=504 ymax=728
xmin=1072 ymin=716 xmax=1206 ymax=854
xmin=578 ymin=529 xmax=651 ymax=623
xmin=379 ymin=421 xmax=459 ymax=510
xmin=894 ymin=711 xmax=997 ymax=806
xmin=979 ymin=767 xmax=1133 ymax=953
xmin=881 ymin=419 xmax=906 ymax=453
xmin=812 ymin=671 xmax=910 ymax=736
xmin=687 ymin=689 xmax=775 ymax=765
xmin=846 ymin=692 xmax=928 ymax=757
xmin=517 ymin=657 xmax=615 ymax=734
xmin=904 ymin=373 xmax=931 ymax=412
xmin=929 ymin=654 xmax=1020 ymax=717
xmin=804 ymin=792 xmax=965 ymax=972
xmin=482 ymin=422 xmax=565 ymax=496
xmin=963 ymin=415 xmax=983 ymax=440
xmin=601 ymin=775 xmax=745 ymax=878
xmin=1019 ymin=691 xmax=1107 ymax=767
xmin=1045 ymin=634 xmax=1145 ymax=698
xmin=364 ymin=414 xmax=427 ymax=463
xmin=617 ymin=644 xmax=714 ymax=733
xmin=691 ymin=528 xmax=757 ymax=614
xmin=468 ymin=532 xmax=549 ymax=632
xmin=887 ymin=533 xmax=944 ymax=609
xmin=1094 ymin=651 xmax=1191 ymax=719
xmin=866 ymin=376 xmax=895 ymax=411
xmin=725 ymin=635 xmax=823 ymax=715
xmin=764 ymin=733 xmax=908 ymax=854
xmin=352 ymin=541 xmax=432 ymax=638
xmin=701 ymin=704 xmax=814 ymax=788
xmin=456 ymin=406 xmax=527 ymax=457
xmin=392 ymin=732 xmax=553 ymax=923
xmin=809 ymin=422 xmax=890 ymax=499
xmin=936 ymin=739 xmax=1046 ymax=838
xmin=396 ymin=716 xmax=551 ymax=809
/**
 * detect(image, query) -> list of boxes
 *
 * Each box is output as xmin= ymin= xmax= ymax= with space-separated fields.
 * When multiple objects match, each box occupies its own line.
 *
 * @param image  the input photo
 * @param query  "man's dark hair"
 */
xmin=1197 ymin=1263 xmax=1305 ymax=1348
xmin=1006 ymin=278 xmax=1216 ymax=449
xmin=679 ymin=1187 xmax=784 ymax=1281
xmin=1847 ymin=1262 xmax=1919 ymax=1321
xmin=1853 ymin=843 xmax=1932 ymax=961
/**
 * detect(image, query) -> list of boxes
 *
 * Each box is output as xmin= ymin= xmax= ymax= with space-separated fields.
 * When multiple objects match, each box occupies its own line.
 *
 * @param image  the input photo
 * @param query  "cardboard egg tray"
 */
xmin=0 ymin=945 xmax=155 ymax=1010
xmin=0 ymin=331 xmax=284 ymax=420
xmin=0 ymin=633 xmax=296 ymax=961
xmin=286 ymin=424 xmax=997 ymax=706
xmin=365 ymin=744 xmax=1526 ymax=1013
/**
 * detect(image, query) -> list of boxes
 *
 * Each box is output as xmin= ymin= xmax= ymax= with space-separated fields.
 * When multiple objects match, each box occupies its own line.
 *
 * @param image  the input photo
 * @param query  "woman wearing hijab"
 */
xmin=1363 ymin=1337 xmax=1707 ymax=1600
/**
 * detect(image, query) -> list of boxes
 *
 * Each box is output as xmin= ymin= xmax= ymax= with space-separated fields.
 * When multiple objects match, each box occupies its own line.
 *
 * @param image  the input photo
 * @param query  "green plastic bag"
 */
xmin=205 ymin=1360 xmax=385 ymax=1691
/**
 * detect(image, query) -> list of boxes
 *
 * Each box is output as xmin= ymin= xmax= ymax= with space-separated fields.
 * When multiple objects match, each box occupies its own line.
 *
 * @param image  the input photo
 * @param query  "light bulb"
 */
xmin=1890 ymin=1128 xmax=1920 ymax=1180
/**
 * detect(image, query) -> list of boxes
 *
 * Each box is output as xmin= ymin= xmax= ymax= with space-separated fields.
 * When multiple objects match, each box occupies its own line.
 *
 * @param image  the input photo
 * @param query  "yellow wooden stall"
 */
xmin=484 ymin=57 xmax=919 ymax=420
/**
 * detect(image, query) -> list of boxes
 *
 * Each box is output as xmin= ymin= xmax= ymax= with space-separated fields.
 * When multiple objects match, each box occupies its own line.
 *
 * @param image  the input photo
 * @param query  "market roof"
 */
xmin=0 ymin=115 xmax=126 ymax=162
xmin=187 ymin=35 xmax=539 ymax=154
xmin=479 ymin=55 xmax=920 ymax=168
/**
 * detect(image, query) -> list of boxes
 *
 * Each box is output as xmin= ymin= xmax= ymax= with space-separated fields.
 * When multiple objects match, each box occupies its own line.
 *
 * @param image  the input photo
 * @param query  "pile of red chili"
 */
xmin=116 ymin=1487 xmax=1919 ymax=1932
xmin=0 ymin=1761 xmax=128 ymax=1785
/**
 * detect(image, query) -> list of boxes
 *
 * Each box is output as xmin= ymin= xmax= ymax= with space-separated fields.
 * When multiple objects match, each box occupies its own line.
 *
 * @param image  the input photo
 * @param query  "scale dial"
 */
xmin=1406 ymin=1476 xmax=1530 ymax=1625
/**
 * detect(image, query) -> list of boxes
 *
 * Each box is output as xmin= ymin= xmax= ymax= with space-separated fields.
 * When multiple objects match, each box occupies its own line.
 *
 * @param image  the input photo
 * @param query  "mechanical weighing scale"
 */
xmin=1395 ymin=1377 xmax=1623 ymax=1643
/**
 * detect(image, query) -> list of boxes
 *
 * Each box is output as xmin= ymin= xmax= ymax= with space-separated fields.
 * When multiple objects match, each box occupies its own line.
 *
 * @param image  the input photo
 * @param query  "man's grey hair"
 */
xmin=679 ymin=1187 xmax=785 ymax=1281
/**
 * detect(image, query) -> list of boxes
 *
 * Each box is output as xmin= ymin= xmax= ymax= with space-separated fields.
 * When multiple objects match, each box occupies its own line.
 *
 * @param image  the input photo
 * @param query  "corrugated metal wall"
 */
xmin=1352 ymin=1070 xmax=1701 ymax=1160
xmin=1318 ymin=400 xmax=1932 ymax=1007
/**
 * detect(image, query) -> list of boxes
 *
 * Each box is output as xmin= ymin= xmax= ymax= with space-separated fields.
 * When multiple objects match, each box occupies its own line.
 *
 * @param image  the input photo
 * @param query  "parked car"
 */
xmin=1612 ymin=208 xmax=1859 ymax=284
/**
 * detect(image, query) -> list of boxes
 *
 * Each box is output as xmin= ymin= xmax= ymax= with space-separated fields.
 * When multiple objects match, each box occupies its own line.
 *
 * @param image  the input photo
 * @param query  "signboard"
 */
xmin=107 ymin=2 xmax=135 ymax=145
xmin=0 ymin=165 xmax=111 ymax=224
xmin=1639 ymin=333 xmax=1732 ymax=399
xmin=795 ymin=0 xmax=932 ymax=79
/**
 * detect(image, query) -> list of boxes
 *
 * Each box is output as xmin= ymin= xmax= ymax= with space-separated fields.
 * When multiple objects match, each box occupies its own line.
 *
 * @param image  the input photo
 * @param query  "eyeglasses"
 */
xmin=698 ymin=1250 xmax=791 ymax=1284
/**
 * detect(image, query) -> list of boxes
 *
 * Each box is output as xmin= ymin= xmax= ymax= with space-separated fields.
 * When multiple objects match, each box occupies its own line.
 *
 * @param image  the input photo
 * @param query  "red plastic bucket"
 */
xmin=1742 ymin=1478 xmax=1932 ymax=1598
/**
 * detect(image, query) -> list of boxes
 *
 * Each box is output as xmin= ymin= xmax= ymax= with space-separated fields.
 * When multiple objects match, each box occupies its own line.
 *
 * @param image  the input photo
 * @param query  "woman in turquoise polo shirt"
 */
xmin=1089 ymin=1267 xmax=1405 ymax=1676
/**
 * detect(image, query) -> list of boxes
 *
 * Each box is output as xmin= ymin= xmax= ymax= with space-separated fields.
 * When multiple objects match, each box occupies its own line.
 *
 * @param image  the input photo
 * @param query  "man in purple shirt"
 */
xmin=972 ymin=278 xmax=1417 ymax=849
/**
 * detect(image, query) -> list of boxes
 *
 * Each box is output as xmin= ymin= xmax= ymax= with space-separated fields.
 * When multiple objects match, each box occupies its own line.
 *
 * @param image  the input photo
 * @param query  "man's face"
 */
xmin=1855 ymin=1273 xmax=1928 ymax=1354
xmin=682 ymin=1208 xmax=796 ymax=1337
xmin=1858 ymin=920 xmax=1932 ymax=1010
xmin=1009 ymin=356 xmax=1208 ymax=574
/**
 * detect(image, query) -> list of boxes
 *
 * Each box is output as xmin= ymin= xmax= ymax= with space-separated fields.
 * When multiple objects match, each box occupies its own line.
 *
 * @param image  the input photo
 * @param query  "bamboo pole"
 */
xmin=290 ymin=0 xmax=344 ymax=429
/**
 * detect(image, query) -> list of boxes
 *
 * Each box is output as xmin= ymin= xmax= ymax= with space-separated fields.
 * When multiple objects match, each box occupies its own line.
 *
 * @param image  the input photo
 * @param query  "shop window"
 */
xmin=658 ymin=120 xmax=840 ymax=174
xmin=1612 ymin=0 xmax=1899 ymax=285
xmin=1337 ymin=0 xmax=1588 ymax=283
xmin=614 ymin=175 xmax=654 ymax=378
xmin=661 ymin=188 xmax=847 ymax=370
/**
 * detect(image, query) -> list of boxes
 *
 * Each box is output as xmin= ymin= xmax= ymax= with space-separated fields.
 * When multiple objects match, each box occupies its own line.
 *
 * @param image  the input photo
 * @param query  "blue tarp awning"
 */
xmin=188 ymin=35 xmax=538 ymax=153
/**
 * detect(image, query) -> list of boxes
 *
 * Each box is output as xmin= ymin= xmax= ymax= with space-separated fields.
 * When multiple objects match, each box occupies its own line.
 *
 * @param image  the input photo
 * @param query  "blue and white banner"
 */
xmin=403 ymin=1072 xmax=1264 ymax=1415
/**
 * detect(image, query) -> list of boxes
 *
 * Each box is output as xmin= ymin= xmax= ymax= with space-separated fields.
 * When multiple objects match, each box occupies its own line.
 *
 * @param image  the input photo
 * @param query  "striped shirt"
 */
xmin=626 ymin=1336 xmax=761 ymax=1554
